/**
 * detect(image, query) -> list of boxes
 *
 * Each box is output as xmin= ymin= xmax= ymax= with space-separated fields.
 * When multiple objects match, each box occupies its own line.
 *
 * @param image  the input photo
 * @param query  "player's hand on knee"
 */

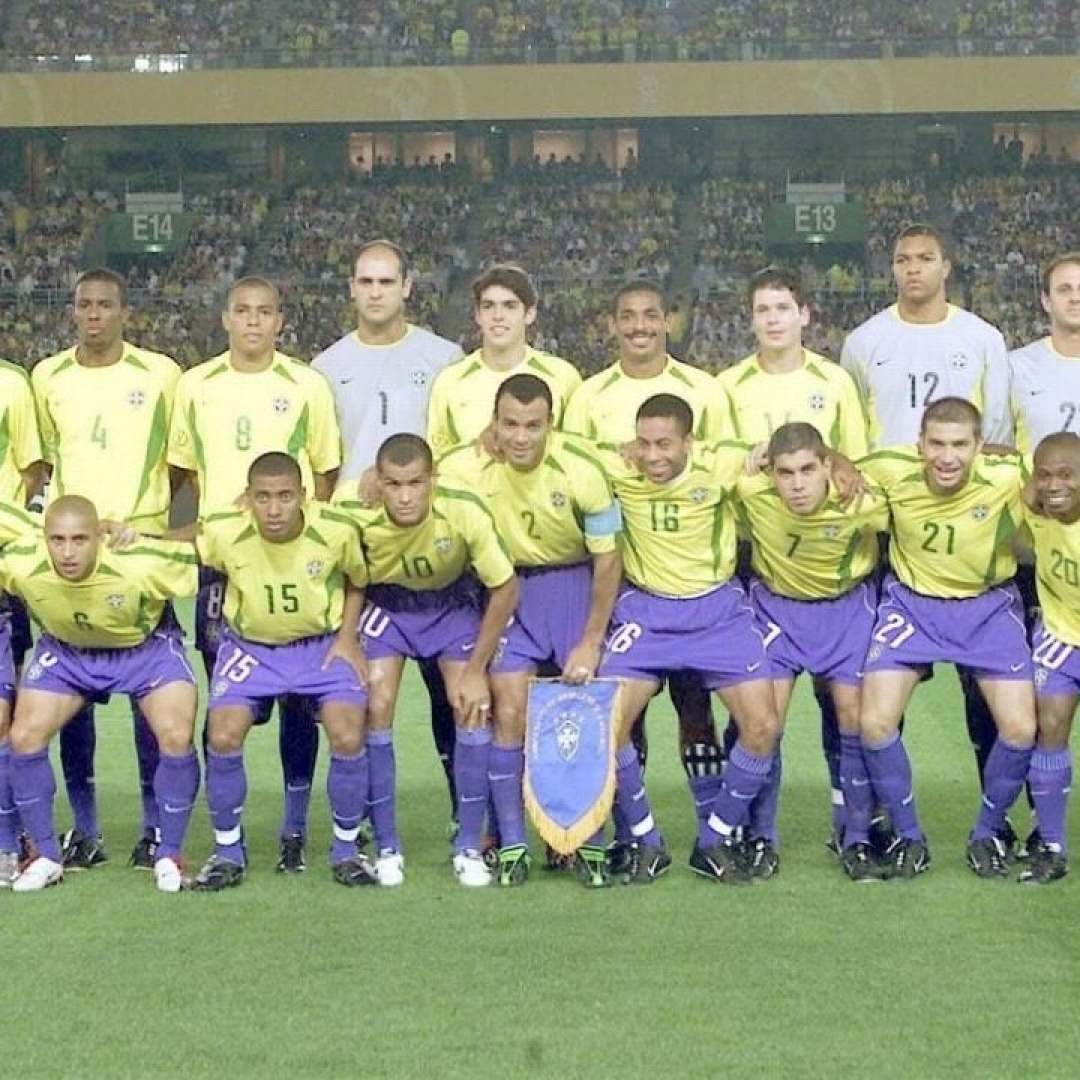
xmin=323 ymin=635 xmax=368 ymax=685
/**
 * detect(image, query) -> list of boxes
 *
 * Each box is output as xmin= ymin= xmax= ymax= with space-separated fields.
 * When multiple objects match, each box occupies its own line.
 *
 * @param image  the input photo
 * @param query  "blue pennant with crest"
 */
xmin=524 ymin=678 xmax=619 ymax=855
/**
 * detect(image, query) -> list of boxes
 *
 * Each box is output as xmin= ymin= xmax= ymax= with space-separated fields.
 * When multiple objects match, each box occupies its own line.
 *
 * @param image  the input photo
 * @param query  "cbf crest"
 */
xmin=272 ymin=396 xmax=290 ymax=414
xmin=949 ymin=351 xmax=970 ymax=371
xmin=807 ymin=392 xmax=826 ymax=412
xmin=305 ymin=560 xmax=324 ymax=579
xmin=434 ymin=537 xmax=453 ymax=554
xmin=972 ymin=505 xmax=989 ymax=521
xmin=127 ymin=390 xmax=146 ymax=408
xmin=411 ymin=370 xmax=428 ymax=388
xmin=550 ymin=491 xmax=567 ymax=509
xmin=524 ymin=679 xmax=619 ymax=855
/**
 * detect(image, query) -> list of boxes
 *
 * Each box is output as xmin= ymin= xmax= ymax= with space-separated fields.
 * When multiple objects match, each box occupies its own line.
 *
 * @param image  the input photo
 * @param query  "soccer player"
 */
xmin=426 ymin=263 xmax=581 ymax=455
xmin=312 ymin=239 xmax=462 ymax=822
xmin=736 ymin=422 xmax=887 ymax=879
xmin=6 ymin=496 xmax=199 ymax=893
xmin=0 ymin=355 xmax=44 ymax=886
xmin=598 ymin=393 xmax=782 ymax=885
xmin=858 ymin=397 xmax=1034 ymax=879
xmin=1008 ymin=252 xmax=1080 ymax=457
xmin=169 ymin=275 xmax=342 ymax=873
xmin=191 ymin=452 xmax=374 ymax=890
xmin=841 ymin=224 xmax=1012 ymax=833
xmin=338 ymin=434 xmax=518 ymax=888
xmin=31 ymin=266 xmax=182 ymax=871
xmin=564 ymin=280 xmax=729 ymax=849
xmin=717 ymin=264 xmax=870 ymax=851
xmin=439 ymin=373 xmax=622 ymax=887
xmin=1017 ymin=432 xmax=1080 ymax=883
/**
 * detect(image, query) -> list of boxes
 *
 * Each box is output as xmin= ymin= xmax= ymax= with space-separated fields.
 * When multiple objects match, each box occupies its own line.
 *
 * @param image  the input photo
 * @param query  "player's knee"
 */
xmin=9 ymin=718 xmax=48 ymax=755
xmin=997 ymin=714 xmax=1036 ymax=747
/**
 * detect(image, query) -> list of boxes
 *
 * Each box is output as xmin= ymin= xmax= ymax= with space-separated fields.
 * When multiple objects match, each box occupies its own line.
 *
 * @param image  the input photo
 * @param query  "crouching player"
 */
xmin=192 ymin=452 xmax=375 ymax=890
xmin=858 ymin=398 xmax=1035 ymax=879
xmin=599 ymin=394 xmax=782 ymax=885
xmin=6 ymin=496 xmax=199 ymax=893
xmin=338 ymin=434 xmax=518 ymax=888
xmin=1019 ymin=432 xmax=1080 ymax=883
xmin=440 ymin=374 xmax=622 ymax=887
xmin=737 ymin=423 xmax=887 ymax=879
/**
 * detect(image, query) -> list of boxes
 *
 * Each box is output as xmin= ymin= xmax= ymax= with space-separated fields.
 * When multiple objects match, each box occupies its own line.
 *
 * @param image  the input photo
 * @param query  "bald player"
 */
xmin=6 ymin=496 xmax=198 ymax=893
xmin=169 ymin=275 xmax=342 ymax=873
xmin=32 ymin=266 xmax=182 ymax=871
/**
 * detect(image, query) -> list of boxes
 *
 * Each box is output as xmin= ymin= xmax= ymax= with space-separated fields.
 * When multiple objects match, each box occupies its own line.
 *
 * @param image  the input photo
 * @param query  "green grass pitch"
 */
xmin=5 ymin=628 xmax=1079 ymax=1079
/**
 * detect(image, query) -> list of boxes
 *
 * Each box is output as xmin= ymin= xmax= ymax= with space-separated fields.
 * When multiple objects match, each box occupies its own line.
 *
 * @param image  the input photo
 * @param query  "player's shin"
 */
xmin=327 ymin=749 xmax=369 ymax=864
xmin=10 ymin=748 xmax=61 ymax=862
xmin=154 ymin=750 xmax=200 ymax=861
xmin=205 ymin=749 xmax=248 ymax=864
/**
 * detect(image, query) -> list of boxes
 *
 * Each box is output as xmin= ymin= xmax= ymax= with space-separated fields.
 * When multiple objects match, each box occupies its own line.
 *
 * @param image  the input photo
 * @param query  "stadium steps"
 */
xmin=437 ymin=187 xmax=500 ymax=340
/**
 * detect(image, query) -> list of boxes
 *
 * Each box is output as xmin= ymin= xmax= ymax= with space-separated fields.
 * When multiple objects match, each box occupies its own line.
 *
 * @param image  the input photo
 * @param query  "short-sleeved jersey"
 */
xmin=338 ymin=486 xmax=514 ymax=592
xmin=1006 ymin=338 xmax=1080 ymax=458
xmin=861 ymin=448 xmax=1023 ymax=598
xmin=32 ymin=344 xmax=180 ymax=531
xmin=563 ymin=356 xmax=726 ymax=445
xmin=312 ymin=324 xmax=460 ymax=483
xmin=717 ymin=349 xmax=869 ymax=458
xmin=169 ymin=352 xmax=341 ymax=514
xmin=601 ymin=442 xmax=746 ymax=597
xmin=0 ymin=359 xmax=43 ymax=506
xmin=438 ymin=432 xmax=618 ymax=567
xmin=426 ymin=347 xmax=581 ymax=455
xmin=197 ymin=503 xmax=367 ymax=645
xmin=735 ymin=472 xmax=887 ymax=599
xmin=840 ymin=305 xmax=1011 ymax=448
xmin=0 ymin=499 xmax=37 ymax=546
xmin=0 ymin=536 xmax=197 ymax=648
xmin=1021 ymin=505 xmax=1080 ymax=645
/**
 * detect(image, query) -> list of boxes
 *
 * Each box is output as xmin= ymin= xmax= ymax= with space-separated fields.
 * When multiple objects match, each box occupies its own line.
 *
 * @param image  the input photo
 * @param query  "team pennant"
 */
xmin=524 ymin=678 xmax=619 ymax=856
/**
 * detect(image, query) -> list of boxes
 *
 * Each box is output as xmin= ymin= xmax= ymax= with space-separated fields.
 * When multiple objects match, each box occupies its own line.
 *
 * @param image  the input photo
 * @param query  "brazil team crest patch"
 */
xmin=524 ymin=678 xmax=618 ymax=855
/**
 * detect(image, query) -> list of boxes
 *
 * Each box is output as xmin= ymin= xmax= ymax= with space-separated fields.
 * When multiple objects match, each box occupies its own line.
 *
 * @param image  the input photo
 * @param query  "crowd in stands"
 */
xmin=4 ymin=1 xmax=1080 ymax=68
xmin=0 ymin=158 xmax=1066 ymax=378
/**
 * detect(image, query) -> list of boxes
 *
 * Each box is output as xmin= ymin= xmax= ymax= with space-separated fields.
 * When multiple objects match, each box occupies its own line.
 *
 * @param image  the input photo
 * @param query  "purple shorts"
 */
xmin=864 ymin=576 xmax=1031 ymax=680
xmin=0 ymin=610 xmax=15 ymax=705
xmin=209 ymin=630 xmax=367 ymax=710
xmin=491 ymin=563 xmax=591 ymax=674
xmin=749 ymin=579 xmax=877 ymax=686
xmin=360 ymin=582 xmax=480 ymax=663
xmin=20 ymin=631 xmax=195 ymax=701
xmin=1031 ymin=619 xmax=1080 ymax=698
xmin=599 ymin=581 xmax=768 ymax=690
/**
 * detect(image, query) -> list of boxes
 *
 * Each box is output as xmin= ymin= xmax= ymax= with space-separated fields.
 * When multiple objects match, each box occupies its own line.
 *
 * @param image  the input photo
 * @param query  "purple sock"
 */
xmin=615 ymin=744 xmax=663 ymax=847
xmin=972 ymin=738 xmax=1033 ymax=841
xmin=59 ymin=704 xmax=98 ymax=837
xmin=683 ymin=740 xmax=723 ymax=830
xmin=278 ymin=694 xmax=318 ymax=839
xmin=746 ymin=747 xmax=782 ymax=843
xmin=701 ymin=742 xmax=773 ymax=847
xmin=489 ymin=742 xmax=526 ymax=848
xmin=1029 ymin=748 xmax=1072 ymax=854
xmin=366 ymin=729 xmax=399 ymax=853
xmin=840 ymin=733 xmax=873 ymax=846
xmin=154 ymin=751 xmax=200 ymax=861
xmin=11 ymin=748 xmax=61 ymax=862
xmin=0 ymin=740 xmax=16 ymax=852
xmin=205 ymin=749 xmax=247 ymax=864
xmin=863 ymin=733 xmax=922 ymax=841
xmin=133 ymin=706 xmax=160 ymax=833
xmin=328 ymin=750 xmax=368 ymax=864
xmin=454 ymin=726 xmax=492 ymax=854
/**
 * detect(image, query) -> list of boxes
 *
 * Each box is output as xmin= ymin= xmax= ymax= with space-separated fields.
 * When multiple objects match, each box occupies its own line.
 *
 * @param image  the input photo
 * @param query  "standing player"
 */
xmin=841 ymin=224 xmax=1012 ymax=832
xmin=338 ymin=434 xmax=518 ymax=888
xmin=598 ymin=394 xmax=782 ymax=885
xmin=312 ymin=239 xmax=462 ymax=825
xmin=736 ymin=423 xmax=887 ymax=879
xmin=439 ymin=374 xmax=622 ymax=887
xmin=169 ymin=275 xmax=342 ymax=873
xmin=191 ymin=453 xmax=374 ymax=890
xmin=6 ymin=496 xmax=199 ymax=893
xmin=31 ymin=267 xmax=182 ymax=871
xmin=717 ymin=265 xmax=869 ymax=850
xmin=426 ymin=264 xmax=581 ymax=456
xmin=857 ymin=398 xmax=1034 ymax=879
xmin=0 ymin=356 xmax=43 ymax=886
xmin=564 ymin=280 xmax=729 ymax=846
